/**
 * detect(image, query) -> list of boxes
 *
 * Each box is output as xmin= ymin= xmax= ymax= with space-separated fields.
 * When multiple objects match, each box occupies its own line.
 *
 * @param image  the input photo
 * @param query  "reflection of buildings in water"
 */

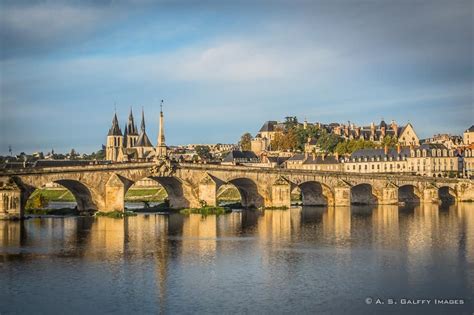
xmin=405 ymin=203 xmax=439 ymax=283
xmin=323 ymin=206 xmax=351 ymax=244
xmin=181 ymin=214 xmax=217 ymax=262
xmin=0 ymin=220 xmax=23 ymax=250
xmin=452 ymin=203 xmax=474 ymax=290
xmin=257 ymin=208 xmax=302 ymax=243
xmin=372 ymin=205 xmax=400 ymax=248
xmin=217 ymin=212 xmax=243 ymax=237
xmin=125 ymin=214 xmax=168 ymax=255
xmin=300 ymin=206 xmax=326 ymax=225
xmin=85 ymin=217 xmax=126 ymax=258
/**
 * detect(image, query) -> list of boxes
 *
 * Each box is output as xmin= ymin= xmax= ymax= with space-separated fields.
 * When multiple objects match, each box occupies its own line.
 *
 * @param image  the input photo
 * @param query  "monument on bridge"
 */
xmin=156 ymin=100 xmax=168 ymax=159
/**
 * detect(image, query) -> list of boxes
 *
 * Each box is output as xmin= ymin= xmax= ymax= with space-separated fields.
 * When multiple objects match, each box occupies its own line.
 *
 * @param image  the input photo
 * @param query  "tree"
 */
xmin=195 ymin=145 xmax=212 ymax=160
xmin=316 ymin=130 xmax=342 ymax=153
xmin=239 ymin=133 xmax=252 ymax=151
xmin=270 ymin=128 xmax=298 ymax=151
xmin=284 ymin=116 xmax=298 ymax=130
xmin=382 ymin=135 xmax=398 ymax=148
xmin=26 ymin=193 xmax=49 ymax=209
xmin=335 ymin=139 xmax=377 ymax=155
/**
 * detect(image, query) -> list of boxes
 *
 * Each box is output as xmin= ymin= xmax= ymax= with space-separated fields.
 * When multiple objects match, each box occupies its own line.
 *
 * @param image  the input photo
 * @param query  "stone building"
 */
xmin=222 ymin=150 xmax=259 ymax=165
xmin=286 ymin=153 xmax=343 ymax=171
xmin=463 ymin=144 xmax=474 ymax=178
xmin=344 ymin=143 xmax=461 ymax=177
xmin=344 ymin=145 xmax=411 ymax=174
xmin=250 ymin=121 xmax=285 ymax=154
xmin=463 ymin=125 xmax=474 ymax=145
xmin=422 ymin=133 xmax=463 ymax=149
xmin=105 ymin=105 xmax=167 ymax=162
xmin=329 ymin=120 xmax=419 ymax=145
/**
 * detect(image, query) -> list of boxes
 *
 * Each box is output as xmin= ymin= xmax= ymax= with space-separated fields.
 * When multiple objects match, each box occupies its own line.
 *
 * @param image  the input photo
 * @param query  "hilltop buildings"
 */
xmin=251 ymin=119 xmax=420 ymax=154
xmin=464 ymin=125 xmax=474 ymax=145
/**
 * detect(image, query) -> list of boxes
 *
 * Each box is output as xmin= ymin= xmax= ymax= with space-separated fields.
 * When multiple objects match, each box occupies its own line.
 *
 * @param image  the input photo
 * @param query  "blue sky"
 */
xmin=0 ymin=0 xmax=472 ymax=155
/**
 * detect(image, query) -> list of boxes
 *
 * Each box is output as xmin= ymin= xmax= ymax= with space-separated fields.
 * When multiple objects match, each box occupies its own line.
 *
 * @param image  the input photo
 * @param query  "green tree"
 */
xmin=195 ymin=145 xmax=212 ymax=160
xmin=382 ymin=135 xmax=398 ymax=148
xmin=316 ymin=130 xmax=342 ymax=153
xmin=26 ymin=193 xmax=49 ymax=209
xmin=239 ymin=133 xmax=252 ymax=151
xmin=284 ymin=116 xmax=298 ymax=130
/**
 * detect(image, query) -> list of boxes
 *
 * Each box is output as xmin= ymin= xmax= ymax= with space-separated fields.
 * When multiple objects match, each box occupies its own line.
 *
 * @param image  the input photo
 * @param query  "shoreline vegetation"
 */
xmin=180 ymin=206 xmax=232 ymax=216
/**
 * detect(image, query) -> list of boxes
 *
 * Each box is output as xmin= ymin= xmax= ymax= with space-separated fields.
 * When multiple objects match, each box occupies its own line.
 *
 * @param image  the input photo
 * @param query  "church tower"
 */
xmin=136 ymin=108 xmax=154 ymax=160
xmin=156 ymin=100 xmax=168 ymax=158
xmin=124 ymin=108 xmax=139 ymax=148
xmin=106 ymin=112 xmax=123 ymax=162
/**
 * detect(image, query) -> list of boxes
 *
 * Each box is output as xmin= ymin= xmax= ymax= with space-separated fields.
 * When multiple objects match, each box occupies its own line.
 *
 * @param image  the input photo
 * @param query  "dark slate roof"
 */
xmin=351 ymin=147 xmax=411 ymax=159
xmin=0 ymin=162 xmax=35 ymax=169
xmin=108 ymin=113 xmax=123 ymax=136
xmin=136 ymin=131 xmax=153 ymax=147
xmin=418 ymin=143 xmax=448 ymax=150
xmin=259 ymin=121 xmax=278 ymax=132
xmin=33 ymin=160 xmax=95 ymax=168
xmin=467 ymin=125 xmax=474 ymax=132
xmin=303 ymin=155 xmax=340 ymax=164
xmin=223 ymin=150 xmax=258 ymax=162
xmin=266 ymin=156 xmax=290 ymax=165
xmin=287 ymin=153 xmax=305 ymax=161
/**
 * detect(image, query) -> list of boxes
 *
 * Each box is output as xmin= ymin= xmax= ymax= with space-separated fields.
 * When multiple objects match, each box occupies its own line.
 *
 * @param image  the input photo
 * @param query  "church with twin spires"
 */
xmin=106 ymin=102 xmax=168 ymax=162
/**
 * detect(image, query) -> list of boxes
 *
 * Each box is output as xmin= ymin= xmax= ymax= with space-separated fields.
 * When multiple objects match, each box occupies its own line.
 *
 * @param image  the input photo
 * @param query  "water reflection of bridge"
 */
xmin=2 ymin=205 xmax=474 ymax=299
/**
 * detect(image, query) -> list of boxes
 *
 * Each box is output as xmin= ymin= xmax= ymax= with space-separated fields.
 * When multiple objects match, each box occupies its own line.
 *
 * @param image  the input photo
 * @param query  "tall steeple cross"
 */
xmin=160 ymin=99 xmax=163 ymax=113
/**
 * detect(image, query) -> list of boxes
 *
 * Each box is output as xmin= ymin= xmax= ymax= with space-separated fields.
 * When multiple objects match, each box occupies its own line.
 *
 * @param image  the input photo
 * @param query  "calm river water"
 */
xmin=1 ymin=204 xmax=473 ymax=314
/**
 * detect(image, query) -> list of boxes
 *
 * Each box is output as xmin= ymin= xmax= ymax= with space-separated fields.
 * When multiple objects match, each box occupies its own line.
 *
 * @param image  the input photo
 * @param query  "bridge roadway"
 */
xmin=1 ymin=161 xmax=473 ymax=218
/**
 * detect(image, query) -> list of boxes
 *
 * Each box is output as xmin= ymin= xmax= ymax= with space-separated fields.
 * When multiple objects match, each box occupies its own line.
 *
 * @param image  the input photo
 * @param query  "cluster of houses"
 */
xmin=227 ymin=121 xmax=474 ymax=178
xmin=2 ymin=109 xmax=473 ymax=179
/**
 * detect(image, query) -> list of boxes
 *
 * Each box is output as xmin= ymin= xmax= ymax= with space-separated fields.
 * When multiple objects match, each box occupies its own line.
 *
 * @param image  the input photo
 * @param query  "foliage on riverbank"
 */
xmin=95 ymin=211 xmax=137 ymax=218
xmin=180 ymin=206 xmax=231 ymax=216
xmin=129 ymin=202 xmax=169 ymax=213
xmin=262 ymin=206 xmax=289 ymax=210
xmin=25 ymin=207 xmax=79 ymax=216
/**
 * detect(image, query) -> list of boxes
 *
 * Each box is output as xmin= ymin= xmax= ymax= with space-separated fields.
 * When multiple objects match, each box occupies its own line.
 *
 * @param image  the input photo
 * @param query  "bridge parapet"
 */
xmin=0 ymin=162 xmax=473 ymax=219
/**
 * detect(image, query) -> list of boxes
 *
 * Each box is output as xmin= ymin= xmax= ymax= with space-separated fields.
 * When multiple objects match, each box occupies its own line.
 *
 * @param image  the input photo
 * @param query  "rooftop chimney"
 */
xmin=384 ymin=144 xmax=389 ymax=155
xmin=397 ymin=143 xmax=401 ymax=154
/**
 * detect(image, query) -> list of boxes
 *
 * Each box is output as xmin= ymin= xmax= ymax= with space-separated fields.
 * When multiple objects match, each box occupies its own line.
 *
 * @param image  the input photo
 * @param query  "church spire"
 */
xmin=158 ymin=100 xmax=165 ymax=146
xmin=108 ymin=111 xmax=122 ymax=136
xmin=127 ymin=107 xmax=138 ymax=135
xmin=156 ymin=99 xmax=168 ymax=158
xmin=141 ymin=107 xmax=146 ymax=132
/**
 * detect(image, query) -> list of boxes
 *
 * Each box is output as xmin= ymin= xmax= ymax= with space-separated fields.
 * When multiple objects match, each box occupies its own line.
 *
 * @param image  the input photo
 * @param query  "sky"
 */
xmin=0 ymin=0 xmax=473 ymax=155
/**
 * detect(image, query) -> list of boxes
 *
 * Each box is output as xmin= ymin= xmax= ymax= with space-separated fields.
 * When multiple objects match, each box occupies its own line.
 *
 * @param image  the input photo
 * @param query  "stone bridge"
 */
xmin=1 ymin=161 xmax=473 ymax=218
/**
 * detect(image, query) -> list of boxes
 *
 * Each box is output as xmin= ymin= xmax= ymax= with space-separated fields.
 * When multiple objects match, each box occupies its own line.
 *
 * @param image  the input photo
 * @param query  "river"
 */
xmin=1 ymin=204 xmax=473 ymax=314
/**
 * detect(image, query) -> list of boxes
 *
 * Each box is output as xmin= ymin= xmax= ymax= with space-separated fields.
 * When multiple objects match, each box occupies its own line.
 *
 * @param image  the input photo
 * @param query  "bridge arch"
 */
xmin=438 ymin=186 xmax=456 ymax=205
xmin=398 ymin=184 xmax=421 ymax=204
xmin=227 ymin=177 xmax=264 ymax=208
xmin=350 ymin=183 xmax=378 ymax=205
xmin=216 ymin=184 xmax=242 ymax=206
xmin=125 ymin=176 xmax=199 ymax=209
xmin=24 ymin=179 xmax=98 ymax=212
xmin=297 ymin=181 xmax=334 ymax=206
